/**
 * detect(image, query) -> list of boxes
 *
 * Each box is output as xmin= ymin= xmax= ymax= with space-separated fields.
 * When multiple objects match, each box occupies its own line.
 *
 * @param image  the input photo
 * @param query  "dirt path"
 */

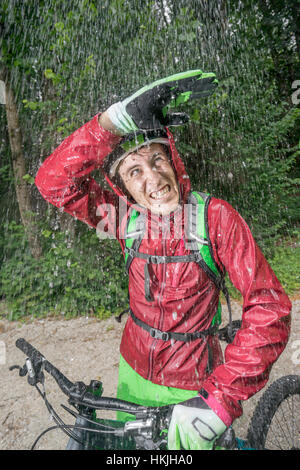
xmin=0 ymin=298 xmax=299 ymax=450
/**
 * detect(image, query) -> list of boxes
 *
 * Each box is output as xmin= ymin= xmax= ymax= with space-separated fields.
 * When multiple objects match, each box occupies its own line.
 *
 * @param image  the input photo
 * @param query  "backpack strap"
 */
xmin=186 ymin=191 xmax=222 ymax=284
xmin=187 ymin=191 xmax=233 ymax=336
xmin=124 ymin=208 xmax=145 ymax=273
xmin=129 ymin=308 xmax=218 ymax=342
xmin=124 ymin=208 xmax=155 ymax=300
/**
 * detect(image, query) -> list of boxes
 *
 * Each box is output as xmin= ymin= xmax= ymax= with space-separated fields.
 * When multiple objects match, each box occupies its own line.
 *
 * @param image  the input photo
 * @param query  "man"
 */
xmin=35 ymin=70 xmax=291 ymax=450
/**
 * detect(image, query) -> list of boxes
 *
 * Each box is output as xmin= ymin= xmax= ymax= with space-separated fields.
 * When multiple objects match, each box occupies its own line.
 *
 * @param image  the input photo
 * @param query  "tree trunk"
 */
xmin=4 ymin=79 xmax=43 ymax=259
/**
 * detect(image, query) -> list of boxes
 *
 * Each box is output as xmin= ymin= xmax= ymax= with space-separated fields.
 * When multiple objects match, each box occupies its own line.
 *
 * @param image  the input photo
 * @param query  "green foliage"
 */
xmin=0 ymin=222 xmax=128 ymax=320
xmin=224 ymin=231 xmax=300 ymax=302
xmin=22 ymin=173 xmax=35 ymax=184
xmin=268 ymin=233 xmax=300 ymax=295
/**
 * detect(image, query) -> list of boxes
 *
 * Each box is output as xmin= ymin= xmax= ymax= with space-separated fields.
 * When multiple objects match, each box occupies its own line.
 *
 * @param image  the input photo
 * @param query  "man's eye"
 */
xmin=130 ymin=168 xmax=139 ymax=177
xmin=154 ymin=155 xmax=164 ymax=163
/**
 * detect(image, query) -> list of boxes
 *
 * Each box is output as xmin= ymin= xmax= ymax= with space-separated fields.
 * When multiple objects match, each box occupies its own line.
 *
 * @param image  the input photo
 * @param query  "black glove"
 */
xmin=106 ymin=69 xmax=218 ymax=133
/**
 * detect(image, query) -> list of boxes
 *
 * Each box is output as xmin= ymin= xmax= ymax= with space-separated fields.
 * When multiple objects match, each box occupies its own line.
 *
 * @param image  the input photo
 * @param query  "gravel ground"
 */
xmin=0 ymin=297 xmax=299 ymax=450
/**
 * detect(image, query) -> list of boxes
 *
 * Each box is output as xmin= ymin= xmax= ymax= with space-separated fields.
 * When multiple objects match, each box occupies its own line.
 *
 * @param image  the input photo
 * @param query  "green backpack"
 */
xmin=119 ymin=191 xmax=233 ymax=343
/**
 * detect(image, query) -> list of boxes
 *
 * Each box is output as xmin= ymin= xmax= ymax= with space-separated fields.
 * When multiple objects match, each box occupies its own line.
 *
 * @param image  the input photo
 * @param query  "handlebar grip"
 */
xmin=16 ymin=338 xmax=45 ymax=361
xmin=16 ymin=337 xmax=74 ymax=395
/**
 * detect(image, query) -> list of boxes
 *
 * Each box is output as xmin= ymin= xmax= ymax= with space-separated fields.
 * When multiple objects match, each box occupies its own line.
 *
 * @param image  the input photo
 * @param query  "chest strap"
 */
xmin=129 ymin=309 xmax=218 ymax=342
xmin=124 ymin=247 xmax=226 ymax=303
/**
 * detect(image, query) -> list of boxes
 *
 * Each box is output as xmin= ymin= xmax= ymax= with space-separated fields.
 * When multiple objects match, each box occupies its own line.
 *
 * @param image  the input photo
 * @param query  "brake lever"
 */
xmin=9 ymin=357 xmax=45 ymax=386
xmin=9 ymin=363 xmax=28 ymax=377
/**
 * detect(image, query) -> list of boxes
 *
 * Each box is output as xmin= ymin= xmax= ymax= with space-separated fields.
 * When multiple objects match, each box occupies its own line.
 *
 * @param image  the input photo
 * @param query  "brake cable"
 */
xmin=60 ymin=404 xmax=117 ymax=431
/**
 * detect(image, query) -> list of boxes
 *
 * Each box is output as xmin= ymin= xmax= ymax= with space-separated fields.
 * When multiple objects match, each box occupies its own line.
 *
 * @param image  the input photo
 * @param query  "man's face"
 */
xmin=118 ymin=143 xmax=179 ymax=215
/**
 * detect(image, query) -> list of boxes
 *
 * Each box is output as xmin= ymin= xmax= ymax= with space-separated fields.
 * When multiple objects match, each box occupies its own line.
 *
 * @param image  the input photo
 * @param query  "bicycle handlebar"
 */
xmin=16 ymin=338 xmax=75 ymax=396
xmin=12 ymin=338 xmax=174 ymax=449
xmin=15 ymin=338 xmax=169 ymax=417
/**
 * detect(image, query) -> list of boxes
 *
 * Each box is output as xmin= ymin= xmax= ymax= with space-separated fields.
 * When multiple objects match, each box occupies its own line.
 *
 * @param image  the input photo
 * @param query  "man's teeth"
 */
xmin=150 ymin=185 xmax=170 ymax=199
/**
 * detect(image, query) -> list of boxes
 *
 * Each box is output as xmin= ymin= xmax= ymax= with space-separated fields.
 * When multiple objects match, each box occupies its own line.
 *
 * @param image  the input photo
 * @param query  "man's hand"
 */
xmin=167 ymin=395 xmax=228 ymax=450
xmin=105 ymin=69 xmax=218 ymax=134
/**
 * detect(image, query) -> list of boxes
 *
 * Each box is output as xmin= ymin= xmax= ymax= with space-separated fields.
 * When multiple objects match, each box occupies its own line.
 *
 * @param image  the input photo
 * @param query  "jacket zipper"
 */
xmin=147 ymin=231 xmax=167 ymax=381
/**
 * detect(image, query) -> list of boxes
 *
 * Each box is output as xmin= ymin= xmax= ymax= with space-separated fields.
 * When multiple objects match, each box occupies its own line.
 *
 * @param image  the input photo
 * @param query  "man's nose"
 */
xmin=144 ymin=165 xmax=162 ymax=185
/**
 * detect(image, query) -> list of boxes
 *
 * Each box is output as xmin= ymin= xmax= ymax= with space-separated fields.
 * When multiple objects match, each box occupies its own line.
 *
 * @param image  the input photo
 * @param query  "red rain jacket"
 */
xmin=35 ymin=114 xmax=291 ymax=421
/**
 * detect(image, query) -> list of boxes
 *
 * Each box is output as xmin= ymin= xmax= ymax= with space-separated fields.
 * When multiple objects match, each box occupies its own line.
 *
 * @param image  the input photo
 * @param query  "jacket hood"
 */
xmin=101 ymin=127 xmax=191 ymax=212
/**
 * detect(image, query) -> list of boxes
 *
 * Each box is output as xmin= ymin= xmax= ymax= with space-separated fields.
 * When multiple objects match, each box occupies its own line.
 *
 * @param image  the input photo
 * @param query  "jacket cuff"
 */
xmin=200 ymin=378 xmax=243 ymax=422
xmin=199 ymin=388 xmax=234 ymax=427
xmin=93 ymin=113 xmax=123 ymax=147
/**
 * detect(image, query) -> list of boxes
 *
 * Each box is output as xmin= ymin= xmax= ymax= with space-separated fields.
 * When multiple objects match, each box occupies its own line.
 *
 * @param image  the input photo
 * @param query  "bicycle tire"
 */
xmin=247 ymin=375 xmax=300 ymax=450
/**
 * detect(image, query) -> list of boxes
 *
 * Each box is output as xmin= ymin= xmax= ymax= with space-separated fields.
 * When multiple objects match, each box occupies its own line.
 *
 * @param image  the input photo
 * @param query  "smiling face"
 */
xmin=118 ymin=143 xmax=180 ymax=215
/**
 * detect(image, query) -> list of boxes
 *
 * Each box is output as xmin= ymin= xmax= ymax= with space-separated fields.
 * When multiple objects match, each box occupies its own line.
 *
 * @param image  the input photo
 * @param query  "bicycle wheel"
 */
xmin=247 ymin=375 xmax=300 ymax=450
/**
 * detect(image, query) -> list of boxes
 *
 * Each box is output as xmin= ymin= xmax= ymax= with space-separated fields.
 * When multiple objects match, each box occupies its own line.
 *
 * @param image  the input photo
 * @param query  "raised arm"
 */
xmin=35 ymin=113 xmax=122 ymax=232
xmin=35 ymin=69 xmax=218 ymax=232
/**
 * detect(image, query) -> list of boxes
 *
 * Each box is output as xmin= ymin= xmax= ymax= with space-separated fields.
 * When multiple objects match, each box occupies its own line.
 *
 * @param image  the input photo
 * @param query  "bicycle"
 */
xmin=10 ymin=331 xmax=300 ymax=451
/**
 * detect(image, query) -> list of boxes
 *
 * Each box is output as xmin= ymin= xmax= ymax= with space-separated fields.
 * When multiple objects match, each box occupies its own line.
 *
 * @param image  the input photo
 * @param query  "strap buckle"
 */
xmin=149 ymin=327 xmax=170 ymax=341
